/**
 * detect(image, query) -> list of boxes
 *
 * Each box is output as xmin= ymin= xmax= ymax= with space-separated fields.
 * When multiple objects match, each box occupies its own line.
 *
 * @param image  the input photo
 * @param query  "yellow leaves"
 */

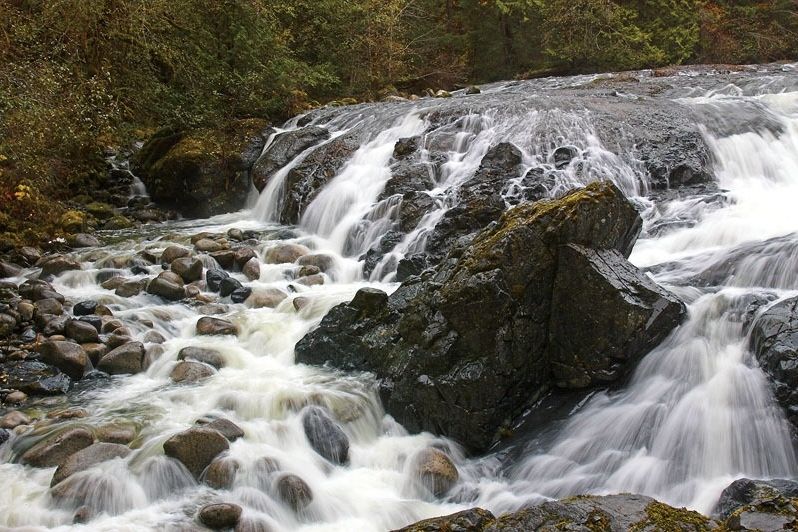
xmin=14 ymin=184 xmax=32 ymax=201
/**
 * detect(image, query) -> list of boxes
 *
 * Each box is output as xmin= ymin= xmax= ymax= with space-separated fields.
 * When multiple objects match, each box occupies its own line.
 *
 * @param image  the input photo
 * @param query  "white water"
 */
xmin=2 ymin=66 xmax=798 ymax=531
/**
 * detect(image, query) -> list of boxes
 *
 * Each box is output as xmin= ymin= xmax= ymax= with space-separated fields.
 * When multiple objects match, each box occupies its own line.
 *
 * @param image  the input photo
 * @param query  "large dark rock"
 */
xmin=279 ymin=133 xmax=361 ymax=224
xmin=163 ymin=427 xmax=229 ymax=479
xmin=252 ymin=126 xmax=331 ymax=191
xmin=301 ymin=406 xmax=349 ymax=465
xmin=750 ymin=296 xmax=798 ymax=429
xmin=297 ymin=182 xmax=684 ymax=452
xmin=131 ymin=120 xmax=269 ymax=217
xmin=548 ymin=244 xmax=686 ymax=388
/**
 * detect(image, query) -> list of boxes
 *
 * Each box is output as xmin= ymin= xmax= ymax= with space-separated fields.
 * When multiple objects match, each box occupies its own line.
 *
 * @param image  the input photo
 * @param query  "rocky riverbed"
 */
xmin=1 ymin=62 xmax=798 ymax=530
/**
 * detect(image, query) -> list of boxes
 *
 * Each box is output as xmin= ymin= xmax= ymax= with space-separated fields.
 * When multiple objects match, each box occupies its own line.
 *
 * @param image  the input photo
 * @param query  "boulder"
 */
xmin=252 ymin=125 xmax=330 ymax=191
xmin=38 ymin=341 xmax=89 ymax=380
xmin=206 ymin=269 xmax=230 ymax=292
xmin=210 ymin=250 xmax=236 ymax=270
xmin=548 ymin=244 xmax=686 ymax=388
xmin=0 ymin=313 xmax=15 ymax=338
xmin=95 ymin=423 xmax=137 ymax=445
xmin=147 ymin=274 xmax=185 ymax=301
xmin=230 ymin=287 xmax=252 ymax=303
xmin=296 ymin=182 xmax=684 ymax=452
xmin=72 ymin=301 xmax=98 ymax=316
xmin=40 ymin=256 xmax=81 ymax=277
xmin=0 ymin=428 xmax=9 ymax=446
xmin=160 ymin=245 xmax=191 ymax=265
xmin=714 ymin=478 xmax=798 ymax=519
xmin=278 ymin=133 xmax=361 ymax=224
xmin=412 ymin=448 xmax=459 ymax=497
xmin=50 ymin=442 xmax=131 ymax=487
xmin=64 ymin=320 xmax=100 ymax=344
xmin=131 ymin=120 xmax=269 ymax=217
xmin=202 ymin=418 xmax=244 ymax=442
xmin=195 ymin=238 xmax=223 ymax=253
xmin=202 ymin=455 xmax=240 ymax=490
xmin=21 ymin=427 xmax=94 ymax=468
xmin=196 ymin=317 xmax=238 ymax=336
xmin=67 ymin=233 xmax=101 ymax=248
xmin=750 ymin=296 xmax=798 ymax=429
xmin=302 ymin=406 xmax=349 ymax=465
xmin=1 ymin=410 xmax=31 ymax=429
xmin=197 ymin=502 xmax=242 ymax=530
xmin=97 ymin=342 xmax=145 ymax=375
xmin=0 ymin=260 xmax=22 ymax=278
xmin=162 ymin=427 xmax=229 ymax=479
xmin=242 ymin=258 xmax=260 ymax=281
xmin=246 ymin=288 xmax=287 ymax=309
xmin=233 ymin=247 xmax=257 ymax=268
xmin=275 ymin=473 xmax=313 ymax=512
xmin=264 ymin=243 xmax=310 ymax=264
xmin=170 ymin=360 xmax=217 ymax=383
xmin=219 ymin=277 xmax=244 ymax=297
xmin=34 ymin=298 xmax=63 ymax=316
xmin=178 ymin=347 xmax=225 ymax=369
xmin=296 ymin=253 xmax=334 ymax=273
xmin=171 ymin=257 xmax=203 ymax=283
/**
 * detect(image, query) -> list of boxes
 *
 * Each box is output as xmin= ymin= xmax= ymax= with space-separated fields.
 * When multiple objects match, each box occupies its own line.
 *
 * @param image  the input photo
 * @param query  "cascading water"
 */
xmin=1 ymin=64 xmax=797 ymax=531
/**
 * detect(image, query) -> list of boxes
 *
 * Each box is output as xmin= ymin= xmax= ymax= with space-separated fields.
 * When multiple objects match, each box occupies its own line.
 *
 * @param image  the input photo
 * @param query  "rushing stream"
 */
xmin=1 ymin=63 xmax=798 ymax=531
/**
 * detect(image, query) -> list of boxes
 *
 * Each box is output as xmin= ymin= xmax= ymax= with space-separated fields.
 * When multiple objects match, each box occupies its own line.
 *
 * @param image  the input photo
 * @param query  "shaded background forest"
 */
xmin=1 ymin=0 xmax=797 ymax=243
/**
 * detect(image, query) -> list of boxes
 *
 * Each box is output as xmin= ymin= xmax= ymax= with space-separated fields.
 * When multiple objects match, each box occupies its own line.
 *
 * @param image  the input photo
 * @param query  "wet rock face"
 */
xmin=131 ymin=120 xmax=269 ymax=217
xmin=548 ymin=244 xmax=686 ymax=388
xmin=296 ymin=182 xmax=685 ymax=452
xmin=750 ymin=296 xmax=798 ymax=429
xmin=279 ymin=133 xmax=362 ymax=224
xmin=252 ymin=126 xmax=331 ymax=191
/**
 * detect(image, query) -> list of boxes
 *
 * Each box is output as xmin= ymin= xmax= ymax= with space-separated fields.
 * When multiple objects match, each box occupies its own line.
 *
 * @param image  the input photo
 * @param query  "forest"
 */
xmin=0 ymin=0 xmax=796 ymax=244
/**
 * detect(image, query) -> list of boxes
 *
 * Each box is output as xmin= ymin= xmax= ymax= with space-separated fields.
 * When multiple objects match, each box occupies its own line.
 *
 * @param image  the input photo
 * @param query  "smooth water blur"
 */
xmin=2 ymin=65 xmax=798 ymax=530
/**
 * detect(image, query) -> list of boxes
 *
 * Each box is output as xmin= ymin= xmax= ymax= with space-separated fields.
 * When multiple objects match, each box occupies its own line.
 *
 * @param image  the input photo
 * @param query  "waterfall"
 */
xmin=2 ymin=64 xmax=797 ymax=530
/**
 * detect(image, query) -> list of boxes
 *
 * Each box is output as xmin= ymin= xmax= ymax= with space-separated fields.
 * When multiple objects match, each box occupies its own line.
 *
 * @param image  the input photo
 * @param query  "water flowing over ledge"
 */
xmin=1 ymin=63 xmax=797 ymax=531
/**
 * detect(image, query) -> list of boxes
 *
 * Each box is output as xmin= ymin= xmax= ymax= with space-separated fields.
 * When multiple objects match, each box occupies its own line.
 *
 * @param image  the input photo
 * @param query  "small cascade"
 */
xmin=2 ymin=63 xmax=798 ymax=530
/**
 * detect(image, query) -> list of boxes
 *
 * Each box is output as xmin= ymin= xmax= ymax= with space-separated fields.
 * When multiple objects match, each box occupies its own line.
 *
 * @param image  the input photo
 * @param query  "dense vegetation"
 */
xmin=0 ymin=0 xmax=796 ymax=245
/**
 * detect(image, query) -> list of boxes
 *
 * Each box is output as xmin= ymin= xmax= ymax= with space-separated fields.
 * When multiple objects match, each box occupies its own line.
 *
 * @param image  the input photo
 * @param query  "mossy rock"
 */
xmin=60 ymin=210 xmax=88 ymax=233
xmin=103 ymin=215 xmax=134 ymax=230
xmin=131 ymin=119 xmax=269 ymax=218
xmin=85 ymin=202 xmax=115 ymax=220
